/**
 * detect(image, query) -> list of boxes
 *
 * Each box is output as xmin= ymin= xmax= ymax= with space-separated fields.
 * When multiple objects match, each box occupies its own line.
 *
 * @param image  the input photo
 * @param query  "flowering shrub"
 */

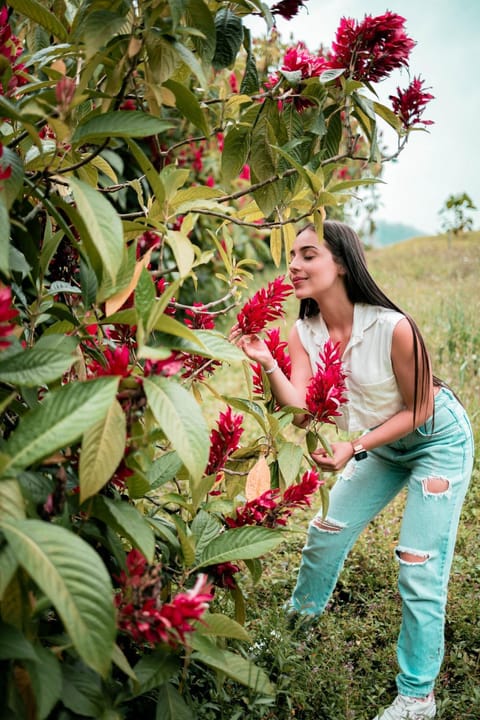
xmin=0 ymin=2 xmax=433 ymax=716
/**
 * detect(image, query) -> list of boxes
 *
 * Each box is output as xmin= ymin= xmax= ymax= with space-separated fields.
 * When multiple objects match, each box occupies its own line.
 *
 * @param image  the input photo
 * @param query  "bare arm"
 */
xmin=229 ymin=322 xmax=313 ymax=423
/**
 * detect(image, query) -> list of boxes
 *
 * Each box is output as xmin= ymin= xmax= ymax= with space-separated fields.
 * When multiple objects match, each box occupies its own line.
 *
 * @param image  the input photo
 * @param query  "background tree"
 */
xmin=0 ymin=1 xmax=434 ymax=716
xmin=439 ymin=192 xmax=477 ymax=237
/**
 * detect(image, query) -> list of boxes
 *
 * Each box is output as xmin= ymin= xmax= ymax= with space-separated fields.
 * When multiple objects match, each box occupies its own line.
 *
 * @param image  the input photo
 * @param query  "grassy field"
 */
xmin=200 ymin=232 xmax=480 ymax=720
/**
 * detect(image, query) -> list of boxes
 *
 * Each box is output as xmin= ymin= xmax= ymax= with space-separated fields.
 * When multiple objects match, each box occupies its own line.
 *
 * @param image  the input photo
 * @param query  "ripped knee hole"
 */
xmin=312 ymin=517 xmax=343 ymax=532
xmin=422 ymin=476 xmax=449 ymax=494
xmin=396 ymin=549 xmax=430 ymax=564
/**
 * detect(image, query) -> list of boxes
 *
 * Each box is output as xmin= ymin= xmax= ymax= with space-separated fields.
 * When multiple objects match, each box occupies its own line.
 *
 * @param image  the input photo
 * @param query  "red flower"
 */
xmin=144 ymin=352 xmax=184 ymax=377
xmin=0 ymin=286 xmax=19 ymax=349
xmin=136 ymin=230 xmax=162 ymax=259
xmin=206 ymin=406 xmax=244 ymax=478
xmin=156 ymin=278 xmax=176 ymax=316
xmin=237 ymin=276 xmax=292 ymax=335
xmin=305 ymin=339 xmax=348 ymax=424
xmin=0 ymin=143 xmax=11 ymax=182
xmin=328 ymin=12 xmax=415 ymax=83
xmin=251 ymin=327 xmax=291 ymax=395
xmin=206 ymin=561 xmax=240 ymax=590
xmin=271 ymin=0 xmax=308 ymax=21
xmin=185 ymin=303 xmax=216 ymax=330
xmin=55 ymin=76 xmax=76 ymax=113
xmin=88 ymin=345 xmax=131 ymax=378
xmin=389 ymin=76 xmax=434 ymax=129
xmin=115 ymin=550 xmax=213 ymax=648
xmin=226 ymin=468 xmax=321 ymax=529
xmin=0 ymin=7 xmax=28 ymax=96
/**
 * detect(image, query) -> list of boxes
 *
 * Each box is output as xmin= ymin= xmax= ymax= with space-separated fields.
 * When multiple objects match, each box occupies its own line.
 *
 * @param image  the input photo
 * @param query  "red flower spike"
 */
xmin=251 ymin=327 xmax=291 ymax=396
xmin=305 ymin=339 xmax=348 ymax=424
xmin=389 ymin=76 xmax=434 ymax=129
xmin=88 ymin=345 xmax=131 ymax=378
xmin=206 ymin=406 xmax=244 ymax=478
xmin=328 ymin=12 xmax=415 ymax=83
xmin=236 ymin=276 xmax=292 ymax=335
xmin=0 ymin=286 xmax=19 ymax=349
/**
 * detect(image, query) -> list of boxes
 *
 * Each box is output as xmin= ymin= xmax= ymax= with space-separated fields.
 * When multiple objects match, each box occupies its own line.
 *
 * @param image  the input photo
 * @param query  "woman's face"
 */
xmin=288 ymin=228 xmax=345 ymax=299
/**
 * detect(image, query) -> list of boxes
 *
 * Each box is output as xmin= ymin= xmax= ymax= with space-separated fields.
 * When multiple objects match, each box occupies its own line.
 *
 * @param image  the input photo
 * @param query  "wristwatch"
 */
xmin=352 ymin=441 xmax=368 ymax=461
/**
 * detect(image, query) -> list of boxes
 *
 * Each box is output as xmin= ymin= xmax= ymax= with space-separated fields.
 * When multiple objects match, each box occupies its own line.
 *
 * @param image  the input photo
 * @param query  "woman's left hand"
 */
xmin=310 ymin=441 xmax=354 ymax=472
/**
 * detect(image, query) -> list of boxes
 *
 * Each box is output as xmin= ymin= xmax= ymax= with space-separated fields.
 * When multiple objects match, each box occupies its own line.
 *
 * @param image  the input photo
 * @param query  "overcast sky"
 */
xmin=246 ymin=0 xmax=480 ymax=234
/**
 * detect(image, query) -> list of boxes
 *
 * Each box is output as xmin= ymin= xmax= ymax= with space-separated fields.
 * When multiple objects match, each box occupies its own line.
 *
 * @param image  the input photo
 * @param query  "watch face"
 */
xmin=354 ymin=450 xmax=367 ymax=461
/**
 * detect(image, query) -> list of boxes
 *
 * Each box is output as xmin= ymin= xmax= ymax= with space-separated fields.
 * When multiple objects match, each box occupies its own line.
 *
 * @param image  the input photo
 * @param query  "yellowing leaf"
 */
xmin=105 ymin=248 xmax=153 ymax=317
xmin=245 ymin=456 xmax=270 ymax=501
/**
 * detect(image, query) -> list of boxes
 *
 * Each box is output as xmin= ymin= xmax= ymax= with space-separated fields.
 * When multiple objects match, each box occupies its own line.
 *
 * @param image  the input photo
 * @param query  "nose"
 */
xmin=289 ymin=254 xmax=300 ymax=272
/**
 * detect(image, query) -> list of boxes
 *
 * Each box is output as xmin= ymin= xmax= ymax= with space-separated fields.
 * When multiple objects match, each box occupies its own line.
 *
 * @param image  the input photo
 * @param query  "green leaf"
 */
xmin=191 ymin=509 xmax=222 ymax=561
xmin=171 ymin=38 xmax=207 ymax=88
xmin=323 ymin=110 xmax=343 ymax=159
xmin=92 ymin=496 xmax=155 ymax=562
xmin=195 ymin=526 xmax=285 ymax=569
xmin=164 ymin=230 xmax=195 ymax=278
xmin=0 ymin=621 xmax=37 ymax=660
xmin=200 ymin=612 xmax=251 ymax=642
xmin=0 ymin=194 xmax=10 ymax=276
xmin=164 ymin=79 xmax=209 ymax=135
xmin=191 ymin=635 xmax=274 ymax=694
xmin=132 ymin=651 xmax=180 ymax=697
xmin=186 ymin=0 xmax=216 ymax=64
xmin=72 ymin=112 xmax=175 ymax=145
xmin=0 ymin=348 xmax=75 ymax=387
xmin=212 ymin=8 xmax=243 ymax=70
xmin=24 ymin=644 xmax=62 ymax=720
xmin=7 ymin=0 xmax=68 ymax=41
xmin=0 ymin=519 xmax=116 ymax=676
xmin=76 ymin=9 xmax=128 ymax=59
xmin=156 ymin=683 xmax=192 ymax=720
xmin=240 ymin=28 xmax=259 ymax=94
xmin=79 ymin=399 xmax=127 ymax=503
xmin=135 ymin=267 xmax=157 ymax=329
xmin=277 ymin=442 xmax=304 ymax=486
xmin=148 ymin=451 xmax=183 ymax=490
xmin=221 ymin=126 xmax=250 ymax=184
xmin=144 ymin=377 xmax=209 ymax=482
xmin=2 ymin=378 xmax=119 ymax=475
xmin=172 ymin=329 xmax=245 ymax=362
xmin=68 ymin=178 xmax=125 ymax=285
xmin=1 ymin=147 xmax=24 ymax=211
xmin=306 ymin=430 xmax=318 ymax=454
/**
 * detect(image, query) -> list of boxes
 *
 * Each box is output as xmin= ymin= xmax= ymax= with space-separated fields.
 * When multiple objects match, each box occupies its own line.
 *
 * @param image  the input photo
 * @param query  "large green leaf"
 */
xmin=1 ymin=378 xmax=119 ymax=475
xmin=73 ymin=112 xmax=175 ymax=145
xmin=186 ymin=0 xmax=216 ymax=64
xmin=221 ymin=126 xmax=250 ymax=184
xmin=92 ymin=496 xmax=155 ymax=562
xmin=0 ymin=621 xmax=37 ymax=660
xmin=0 ymin=348 xmax=75 ymax=387
xmin=144 ymin=377 xmax=209 ymax=482
xmin=156 ymin=683 xmax=192 ymax=720
xmin=191 ymin=634 xmax=274 ymax=694
xmin=164 ymin=79 xmax=209 ymax=135
xmin=132 ymin=651 xmax=180 ymax=697
xmin=68 ymin=178 xmax=125 ymax=285
xmin=171 ymin=329 xmax=245 ymax=362
xmin=7 ymin=0 xmax=68 ymax=41
xmin=212 ymin=8 xmax=243 ymax=70
xmin=199 ymin=612 xmax=251 ymax=641
xmin=79 ymin=399 xmax=127 ymax=503
xmin=194 ymin=526 xmax=285 ymax=569
xmin=0 ymin=479 xmax=24 ymax=597
xmin=0 ymin=519 xmax=116 ymax=676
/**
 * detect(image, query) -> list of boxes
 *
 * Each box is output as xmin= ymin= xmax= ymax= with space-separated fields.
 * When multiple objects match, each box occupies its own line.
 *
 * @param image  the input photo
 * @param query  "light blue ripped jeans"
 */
xmin=290 ymin=387 xmax=474 ymax=698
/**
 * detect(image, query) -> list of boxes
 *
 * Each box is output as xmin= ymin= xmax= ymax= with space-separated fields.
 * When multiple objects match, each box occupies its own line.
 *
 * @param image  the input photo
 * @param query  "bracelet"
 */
xmin=264 ymin=360 xmax=279 ymax=375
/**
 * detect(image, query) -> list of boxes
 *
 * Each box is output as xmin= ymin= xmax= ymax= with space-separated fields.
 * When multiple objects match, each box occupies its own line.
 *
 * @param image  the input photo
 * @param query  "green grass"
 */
xmin=200 ymin=232 xmax=480 ymax=720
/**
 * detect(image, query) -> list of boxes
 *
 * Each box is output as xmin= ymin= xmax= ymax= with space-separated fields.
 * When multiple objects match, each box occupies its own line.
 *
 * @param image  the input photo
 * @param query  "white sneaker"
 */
xmin=373 ymin=693 xmax=436 ymax=719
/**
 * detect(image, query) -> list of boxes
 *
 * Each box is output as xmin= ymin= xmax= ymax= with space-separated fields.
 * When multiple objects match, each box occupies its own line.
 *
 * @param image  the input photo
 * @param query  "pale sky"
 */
xmin=246 ymin=0 xmax=480 ymax=235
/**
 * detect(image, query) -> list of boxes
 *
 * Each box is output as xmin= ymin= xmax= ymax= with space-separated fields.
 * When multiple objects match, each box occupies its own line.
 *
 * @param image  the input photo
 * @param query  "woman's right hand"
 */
xmin=229 ymin=324 xmax=274 ymax=368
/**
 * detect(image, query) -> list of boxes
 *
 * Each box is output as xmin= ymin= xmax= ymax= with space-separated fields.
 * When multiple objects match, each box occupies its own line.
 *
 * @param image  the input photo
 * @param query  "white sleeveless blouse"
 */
xmin=295 ymin=303 xmax=406 ymax=432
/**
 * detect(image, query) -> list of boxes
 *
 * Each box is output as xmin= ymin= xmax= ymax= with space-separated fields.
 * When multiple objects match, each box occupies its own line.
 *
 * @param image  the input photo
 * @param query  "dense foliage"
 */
xmin=0 ymin=1 xmax=434 ymax=717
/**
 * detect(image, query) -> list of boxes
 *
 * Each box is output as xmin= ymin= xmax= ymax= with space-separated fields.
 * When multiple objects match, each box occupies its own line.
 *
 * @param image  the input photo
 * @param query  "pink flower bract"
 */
xmin=389 ymin=76 xmax=434 ymax=129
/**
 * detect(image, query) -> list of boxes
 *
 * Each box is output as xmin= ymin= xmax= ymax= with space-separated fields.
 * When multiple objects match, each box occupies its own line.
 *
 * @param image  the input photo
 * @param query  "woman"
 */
xmin=232 ymin=221 xmax=474 ymax=720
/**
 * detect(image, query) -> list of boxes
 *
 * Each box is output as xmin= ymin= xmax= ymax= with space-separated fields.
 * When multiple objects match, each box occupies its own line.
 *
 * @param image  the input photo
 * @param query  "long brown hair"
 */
xmin=297 ymin=221 xmax=446 ymax=425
